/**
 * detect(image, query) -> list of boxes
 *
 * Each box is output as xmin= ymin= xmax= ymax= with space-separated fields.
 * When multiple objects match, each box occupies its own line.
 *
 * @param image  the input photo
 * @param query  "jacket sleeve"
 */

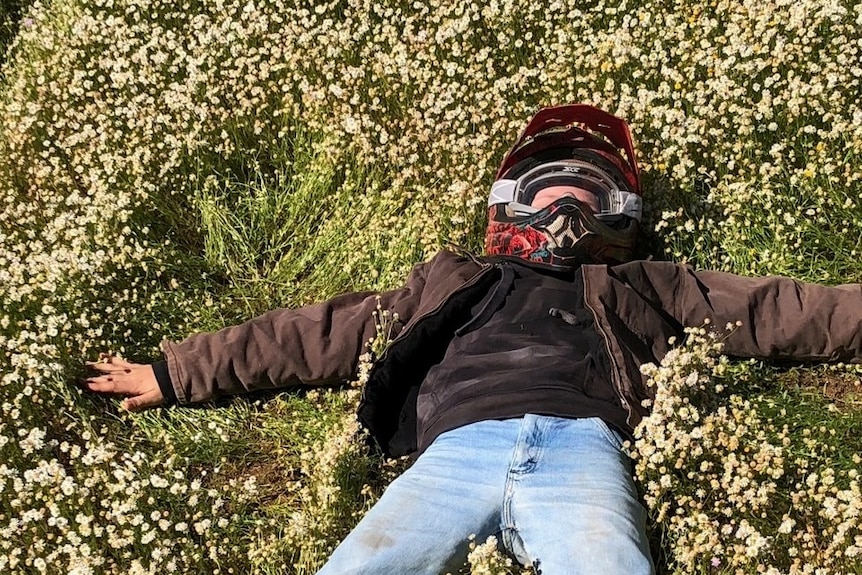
xmin=160 ymin=261 xmax=430 ymax=404
xmin=675 ymin=266 xmax=862 ymax=362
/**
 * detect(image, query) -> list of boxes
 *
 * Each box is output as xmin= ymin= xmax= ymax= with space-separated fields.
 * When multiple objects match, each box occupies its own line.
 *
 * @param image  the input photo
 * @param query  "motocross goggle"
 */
xmin=488 ymin=159 xmax=643 ymax=221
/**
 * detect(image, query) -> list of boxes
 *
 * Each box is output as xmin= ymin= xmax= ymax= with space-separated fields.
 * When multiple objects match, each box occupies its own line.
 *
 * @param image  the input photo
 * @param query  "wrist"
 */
xmin=152 ymin=361 xmax=177 ymax=405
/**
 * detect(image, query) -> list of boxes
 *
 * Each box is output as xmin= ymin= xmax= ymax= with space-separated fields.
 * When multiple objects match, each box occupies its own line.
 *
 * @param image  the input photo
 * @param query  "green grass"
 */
xmin=1 ymin=0 xmax=861 ymax=572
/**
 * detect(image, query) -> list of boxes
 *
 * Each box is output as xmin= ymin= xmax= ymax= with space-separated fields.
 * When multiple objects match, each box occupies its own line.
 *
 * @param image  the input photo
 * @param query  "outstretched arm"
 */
xmin=84 ymin=257 xmax=432 ymax=407
xmin=616 ymin=261 xmax=862 ymax=362
xmin=680 ymin=269 xmax=862 ymax=362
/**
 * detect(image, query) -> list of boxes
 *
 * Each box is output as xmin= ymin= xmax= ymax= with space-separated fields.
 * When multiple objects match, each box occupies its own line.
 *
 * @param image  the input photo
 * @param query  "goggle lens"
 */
xmin=516 ymin=162 xmax=617 ymax=214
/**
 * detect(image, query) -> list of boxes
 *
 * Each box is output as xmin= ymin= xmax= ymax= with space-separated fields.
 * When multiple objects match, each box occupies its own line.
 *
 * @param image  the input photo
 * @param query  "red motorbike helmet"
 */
xmin=485 ymin=104 xmax=643 ymax=268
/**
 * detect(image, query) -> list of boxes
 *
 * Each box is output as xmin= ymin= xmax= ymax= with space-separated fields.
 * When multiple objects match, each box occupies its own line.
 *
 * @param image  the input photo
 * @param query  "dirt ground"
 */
xmin=778 ymin=368 xmax=862 ymax=411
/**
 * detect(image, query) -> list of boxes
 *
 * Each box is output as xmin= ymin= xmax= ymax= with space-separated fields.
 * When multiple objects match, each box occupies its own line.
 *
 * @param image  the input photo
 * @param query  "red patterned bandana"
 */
xmin=484 ymin=198 xmax=636 ymax=266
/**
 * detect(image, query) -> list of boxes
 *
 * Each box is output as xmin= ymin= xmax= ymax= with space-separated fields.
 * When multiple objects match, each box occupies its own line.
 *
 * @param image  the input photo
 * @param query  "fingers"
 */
xmin=86 ymin=355 xmax=137 ymax=374
xmin=83 ymin=372 xmax=140 ymax=395
xmin=82 ymin=377 xmax=119 ymax=393
xmin=105 ymin=356 xmax=134 ymax=369
xmin=122 ymin=389 xmax=164 ymax=411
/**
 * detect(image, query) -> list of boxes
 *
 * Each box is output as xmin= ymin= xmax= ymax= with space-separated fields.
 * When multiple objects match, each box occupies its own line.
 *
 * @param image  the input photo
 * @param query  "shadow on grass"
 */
xmin=0 ymin=0 xmax=34 ymax=68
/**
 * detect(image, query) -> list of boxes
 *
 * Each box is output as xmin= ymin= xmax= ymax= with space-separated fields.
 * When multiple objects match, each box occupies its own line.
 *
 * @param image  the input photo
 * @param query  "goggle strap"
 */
xmin=489 ymin=179 xmax=518 ymax=204
xmin=617 ymin=192 xmax=643 ymax=220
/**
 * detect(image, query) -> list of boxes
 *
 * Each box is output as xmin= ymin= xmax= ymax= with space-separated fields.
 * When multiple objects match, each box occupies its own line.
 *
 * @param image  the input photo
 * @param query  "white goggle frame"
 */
xmin=489 ymin=160 xmax=642 ymax=221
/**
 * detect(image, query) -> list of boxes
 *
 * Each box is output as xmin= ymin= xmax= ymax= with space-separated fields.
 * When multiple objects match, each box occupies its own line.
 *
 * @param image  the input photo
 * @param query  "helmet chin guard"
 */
xmin=485 ymin=104 xmax=642 ymax=268
xmin=485 ymin=197 xmax=639 ymax=267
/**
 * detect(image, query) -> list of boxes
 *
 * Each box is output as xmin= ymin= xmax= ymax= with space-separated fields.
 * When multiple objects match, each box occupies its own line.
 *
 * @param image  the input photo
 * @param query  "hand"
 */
xmin=84 ymin=354 xmax=164 ymax=411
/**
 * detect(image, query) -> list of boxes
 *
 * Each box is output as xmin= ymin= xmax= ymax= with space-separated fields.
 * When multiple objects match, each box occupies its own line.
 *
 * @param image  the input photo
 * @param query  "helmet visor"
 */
xmin=495 ymin=104 xmax=641 ymax=195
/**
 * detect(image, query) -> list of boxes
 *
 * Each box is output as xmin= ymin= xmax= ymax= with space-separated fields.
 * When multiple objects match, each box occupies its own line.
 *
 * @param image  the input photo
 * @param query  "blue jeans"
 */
xmin=317 ymin=415 xmax=654 ymax=575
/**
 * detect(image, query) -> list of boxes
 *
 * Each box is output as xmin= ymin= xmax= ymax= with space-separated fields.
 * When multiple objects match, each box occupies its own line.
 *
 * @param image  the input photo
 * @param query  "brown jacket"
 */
xmin=162 ymin=250 xmax=862 ymax=456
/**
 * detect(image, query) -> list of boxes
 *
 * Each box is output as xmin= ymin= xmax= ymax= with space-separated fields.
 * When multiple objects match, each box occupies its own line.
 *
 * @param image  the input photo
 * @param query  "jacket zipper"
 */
xmin=360 ymin=260 xmax=497 ymax=400
xmin=581 ymin=272 xmax=635 ymax=427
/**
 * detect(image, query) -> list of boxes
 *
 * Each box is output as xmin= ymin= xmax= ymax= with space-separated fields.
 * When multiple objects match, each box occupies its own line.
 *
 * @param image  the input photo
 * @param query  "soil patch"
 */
xmin=777 ymin=368 xmax=862 ymax=410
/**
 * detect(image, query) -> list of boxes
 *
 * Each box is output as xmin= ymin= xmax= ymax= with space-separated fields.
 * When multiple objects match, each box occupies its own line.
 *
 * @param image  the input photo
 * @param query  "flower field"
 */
xmin=1 ymin=0 xmax=861 ymax=573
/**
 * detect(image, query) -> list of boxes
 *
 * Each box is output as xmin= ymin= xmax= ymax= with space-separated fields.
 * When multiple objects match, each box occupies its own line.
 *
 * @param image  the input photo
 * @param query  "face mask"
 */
xmin=484 ymin=196 xmax=638 ymax=267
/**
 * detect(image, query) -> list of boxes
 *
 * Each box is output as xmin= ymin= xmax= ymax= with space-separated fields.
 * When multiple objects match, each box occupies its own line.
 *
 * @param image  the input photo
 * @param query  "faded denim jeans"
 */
xmin=316 ymin=415 xmax=655 ymax=575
